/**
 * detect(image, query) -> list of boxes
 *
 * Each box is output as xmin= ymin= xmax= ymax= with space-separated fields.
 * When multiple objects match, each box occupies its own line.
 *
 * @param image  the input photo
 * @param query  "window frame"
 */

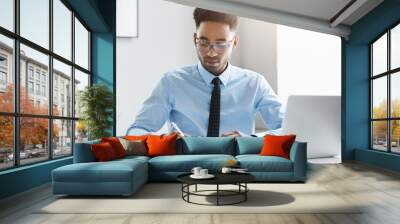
xmin=370 ymin=20 xmax=400 ymax=154
xmin=0 ymin=0 xmax=92 ymax=171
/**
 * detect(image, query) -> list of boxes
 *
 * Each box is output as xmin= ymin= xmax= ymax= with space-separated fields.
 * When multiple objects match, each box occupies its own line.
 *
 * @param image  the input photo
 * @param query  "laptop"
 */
xmin=281 ymin=95 xmax=341 ymax=160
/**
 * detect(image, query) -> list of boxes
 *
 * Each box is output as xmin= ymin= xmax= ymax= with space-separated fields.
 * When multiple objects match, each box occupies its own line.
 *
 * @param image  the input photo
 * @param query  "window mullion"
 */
xmin=13 ymin=0 xmax=20 ymax=167
xmin=71 ymin=10 xmax=76 ymax=155
xmin=49 ymin=0 xmax=54 ymax=160
xmin=388 ymin=30 xmax=392 ymax=152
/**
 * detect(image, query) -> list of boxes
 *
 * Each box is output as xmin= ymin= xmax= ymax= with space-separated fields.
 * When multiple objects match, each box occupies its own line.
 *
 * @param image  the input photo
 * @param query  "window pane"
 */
xmin=53 ymin=59 xmax=72 ymax=117
xmin=75 ymin=120 xmax=88 ymax=143
xmin=392 ymin=72 xmax=400 ymax=118
xmin=20 ymin=117 xmax=49 ymax=165
xmin=53 ymin=119 xmax=72 ymax=157
xmin=372 ymin=33 xmax=387 ymax=76
xmin=0 ymin=0 xmax=14 ymax=31
xmin=74 ymin=69 xmax=89 ymax=118
xmin=392 ymin=120 xmax=400 ymax=153
xmin=53 ymin=0 xmax=72 ymax=60
xmin=0 ymin=116 xmax=14 ymax=170
xmin=372 ymin=77 xmax=387 ymax=119
xmin=20 ymin=44 xmax=49 ymax=115
xmin=20 ymin=0 xmax=49 ymax=49
xmin=75 ymin=18 xmax=89 ymax=69
xmin=0 ymin=34 xmax=14 ymax=113
xmin=372 ymin=121 xmax=388 ymax=151
xmin=392 ymin=24 xmax=400 ymax=70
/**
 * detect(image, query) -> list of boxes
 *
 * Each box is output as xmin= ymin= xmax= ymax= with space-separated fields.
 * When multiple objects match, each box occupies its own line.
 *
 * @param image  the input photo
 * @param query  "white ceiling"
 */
xmin=225 ymin=0 xmax=353 ymax=23
xmin=164 ymin=0 xmax=384 ymax=38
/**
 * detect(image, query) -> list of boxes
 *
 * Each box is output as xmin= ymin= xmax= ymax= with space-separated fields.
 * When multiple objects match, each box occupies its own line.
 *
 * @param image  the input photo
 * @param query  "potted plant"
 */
xmin=79 ymin=84 xmax=113 ymax=140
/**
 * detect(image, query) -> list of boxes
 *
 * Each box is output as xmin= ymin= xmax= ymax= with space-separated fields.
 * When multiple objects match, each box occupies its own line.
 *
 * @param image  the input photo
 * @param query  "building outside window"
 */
xmin=0 ymin=71 xmax=6 ymax=83
xmin=0 ymin=54 xmax=6 ymax=67
xmin=0 ymin=54 xmax=7 ymax=89
xmin=42 ymin=85 xmax=46 ymax=97
xmin=28 ymin=66 xmax=34 ymax=79
xmin=35 ymin=70 xmax=40 ymax=81
xmin=28 ymin=81 xmax=34 ymax=94
xmin=41 ymin=73 xmax=46 ymax=83
xmin=36 ymin=83 xmax=40 ymax=95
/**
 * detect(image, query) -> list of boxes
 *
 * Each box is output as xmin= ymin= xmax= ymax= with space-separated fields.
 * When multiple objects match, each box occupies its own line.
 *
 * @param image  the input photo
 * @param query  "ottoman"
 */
xmin=52 ymin=156 xmax=148 ymax=196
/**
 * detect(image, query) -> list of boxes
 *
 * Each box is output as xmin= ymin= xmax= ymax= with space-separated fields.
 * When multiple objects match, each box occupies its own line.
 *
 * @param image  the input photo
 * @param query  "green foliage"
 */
xmin=79 ymin=84 xmax=113 ymax=140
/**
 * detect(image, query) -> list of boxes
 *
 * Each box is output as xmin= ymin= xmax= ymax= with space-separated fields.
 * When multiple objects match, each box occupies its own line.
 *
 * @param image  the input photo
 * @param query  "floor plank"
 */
xmin=1 ymin=162 xmax=400 ymax=224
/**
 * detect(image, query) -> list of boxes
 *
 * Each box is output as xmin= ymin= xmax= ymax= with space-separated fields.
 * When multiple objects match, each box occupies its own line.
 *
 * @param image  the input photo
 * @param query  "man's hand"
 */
xmin=221 ymin=130 xmax=242 ymax=137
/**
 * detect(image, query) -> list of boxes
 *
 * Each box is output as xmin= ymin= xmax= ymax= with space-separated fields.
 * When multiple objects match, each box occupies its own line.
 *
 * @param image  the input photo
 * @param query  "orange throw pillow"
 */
xmin=101 ymin=137 xmax=127 ymax=158
xmin=124 ymin=135 xmax=148 ymax=141
xmin=259 ymin=134 xmax=296 ymax=159
xmin=146 ymin=132 xmax=178 ymax=157
xmin=91 ymin=142 xmax=118 ymax=161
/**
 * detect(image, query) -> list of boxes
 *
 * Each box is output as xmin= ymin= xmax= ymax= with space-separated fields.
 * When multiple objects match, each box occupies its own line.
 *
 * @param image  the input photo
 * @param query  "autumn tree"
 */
xmin=0 ymin=84 xmax=60 ymax=152
xmin=372 ymin=99 xmax=400 ymax=143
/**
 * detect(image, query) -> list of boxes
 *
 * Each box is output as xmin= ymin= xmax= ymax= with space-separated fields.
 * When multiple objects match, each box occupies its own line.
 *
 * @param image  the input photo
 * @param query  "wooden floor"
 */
xmin=1 ymin=162 xmax=400 ymax=224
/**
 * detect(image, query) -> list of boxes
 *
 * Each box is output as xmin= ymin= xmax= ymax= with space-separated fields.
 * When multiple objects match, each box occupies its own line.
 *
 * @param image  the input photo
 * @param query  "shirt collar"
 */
xmin=197 ymin=61 xmax=232 ymax=86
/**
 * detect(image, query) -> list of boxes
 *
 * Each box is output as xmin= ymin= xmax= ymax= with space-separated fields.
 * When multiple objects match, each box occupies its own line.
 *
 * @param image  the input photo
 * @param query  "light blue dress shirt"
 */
xmin=127 ymin=62 xmax=284 ymax=136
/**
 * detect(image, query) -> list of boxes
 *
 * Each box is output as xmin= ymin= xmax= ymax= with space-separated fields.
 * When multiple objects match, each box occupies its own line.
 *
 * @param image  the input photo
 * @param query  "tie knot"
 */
xmin=212 ymin=77 xmax=221 ymax=85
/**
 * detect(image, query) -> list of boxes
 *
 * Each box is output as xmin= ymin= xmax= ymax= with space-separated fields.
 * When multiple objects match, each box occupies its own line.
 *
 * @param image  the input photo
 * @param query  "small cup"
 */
xmin=191 ymin=167 xmax=202 ymax=176
xmin=221 ymin=167 xmax=232 ymax=174
xmin=199 ymin=169 xmax=208 ymax=176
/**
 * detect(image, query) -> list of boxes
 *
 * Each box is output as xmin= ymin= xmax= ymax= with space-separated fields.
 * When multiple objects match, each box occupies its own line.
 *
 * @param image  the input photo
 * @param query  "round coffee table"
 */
xmin=177 ymin=173 xmax=255 ymax=206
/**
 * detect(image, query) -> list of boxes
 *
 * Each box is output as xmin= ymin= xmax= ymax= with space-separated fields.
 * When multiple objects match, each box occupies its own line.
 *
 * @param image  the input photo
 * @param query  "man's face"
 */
xmin=194 ymin=21 xmax=238 ymax=75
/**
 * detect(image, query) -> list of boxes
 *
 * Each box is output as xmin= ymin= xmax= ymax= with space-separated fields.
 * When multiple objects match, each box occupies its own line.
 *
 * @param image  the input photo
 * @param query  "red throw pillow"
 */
xmin=146 ymin=132 xmax=178 ymax=157
xmin=91 ymin=142 xmax=118 ymax=161
xmin=101 ymin=137 xmax=127 ymax=158
xmin=259 ymin=134 xmax=296 ymax=159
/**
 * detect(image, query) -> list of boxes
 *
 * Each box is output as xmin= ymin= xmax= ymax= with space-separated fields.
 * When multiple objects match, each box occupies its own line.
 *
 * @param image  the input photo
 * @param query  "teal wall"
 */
xmin=343 ymin=0 xmax=400 ymax=171
xmin=0 ymin=0 xmax=116 ymax=200
xmin=0 ymin=158 xmax=72 ymax=199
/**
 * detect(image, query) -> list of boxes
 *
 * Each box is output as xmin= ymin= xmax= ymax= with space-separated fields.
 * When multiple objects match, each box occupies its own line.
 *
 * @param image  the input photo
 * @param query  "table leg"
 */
xmin=217 ymin=184 xmax=219 ymax=206
xmin=195 ymin=184 xmax=197 ymax=192
xmin=245 ymin=183 xmax=247 ymax=201
xmin=187 ymin=184 xmax=190 ymax=202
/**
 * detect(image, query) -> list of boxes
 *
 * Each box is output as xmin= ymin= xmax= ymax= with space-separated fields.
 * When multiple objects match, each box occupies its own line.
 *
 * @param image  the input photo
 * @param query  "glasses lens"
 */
xmin=214 ymin=43 xmax=228 ymax=52
xmin=196 ymin=39 xmax=230 ymax=53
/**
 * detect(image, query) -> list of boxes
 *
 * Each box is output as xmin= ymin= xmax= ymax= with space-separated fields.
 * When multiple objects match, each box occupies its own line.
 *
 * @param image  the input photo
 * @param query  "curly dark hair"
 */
xmin=193 ymin=8 xmax=239 ymax=31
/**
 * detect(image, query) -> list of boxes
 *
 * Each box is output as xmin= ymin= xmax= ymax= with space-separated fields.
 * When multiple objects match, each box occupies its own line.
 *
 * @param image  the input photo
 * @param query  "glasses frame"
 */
xmin=194 ymin=36 xmax=235 ymax=54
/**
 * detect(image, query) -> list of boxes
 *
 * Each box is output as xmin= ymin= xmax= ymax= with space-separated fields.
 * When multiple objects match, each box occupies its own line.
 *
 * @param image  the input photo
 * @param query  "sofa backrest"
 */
xmin=235 ymin=137 xmax=263 ymax=155
xmin=74 ymin=136 xmax=301 ymax=161
xmin=73 ymin=139 xmax=100 ymax=163
xmin=176 ymin=137 xmax=236 ymax=155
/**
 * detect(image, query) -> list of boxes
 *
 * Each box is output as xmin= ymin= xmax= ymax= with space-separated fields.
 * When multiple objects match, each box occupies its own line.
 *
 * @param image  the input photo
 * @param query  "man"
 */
xmin=127 ymin=8 xmax=283 ymax=137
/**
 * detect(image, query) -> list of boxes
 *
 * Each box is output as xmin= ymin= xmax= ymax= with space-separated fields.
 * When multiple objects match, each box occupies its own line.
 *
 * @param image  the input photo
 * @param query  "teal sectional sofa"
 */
xmin=52 ymin=137 xmax=307 ymax=196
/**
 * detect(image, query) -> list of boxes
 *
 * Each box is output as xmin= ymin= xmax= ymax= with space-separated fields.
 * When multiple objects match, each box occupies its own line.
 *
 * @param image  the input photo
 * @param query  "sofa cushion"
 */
xmin=177 ymin=137 xmax=235 ymax=155
xmin=74 ymin=140 xmax=100 ymax=163
xmin=53 ymin=158 xmax=148 ymax=183
xmin=148 ymin=154 xmax=235 ymax=172
xmin=236 ymin=137 xmax=263 ymax=155
xmin=236 ymin=155 xmax=293 ymax=172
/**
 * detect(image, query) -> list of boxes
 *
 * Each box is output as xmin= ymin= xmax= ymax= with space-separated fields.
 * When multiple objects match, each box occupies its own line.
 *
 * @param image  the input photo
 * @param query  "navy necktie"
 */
xmin=207 ymin=78 xmax=221 ymax=137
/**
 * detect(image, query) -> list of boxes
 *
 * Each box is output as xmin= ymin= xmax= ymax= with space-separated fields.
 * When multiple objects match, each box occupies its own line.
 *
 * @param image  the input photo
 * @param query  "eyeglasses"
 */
xmin=195 ymin=37 xmax=234 ymax=53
